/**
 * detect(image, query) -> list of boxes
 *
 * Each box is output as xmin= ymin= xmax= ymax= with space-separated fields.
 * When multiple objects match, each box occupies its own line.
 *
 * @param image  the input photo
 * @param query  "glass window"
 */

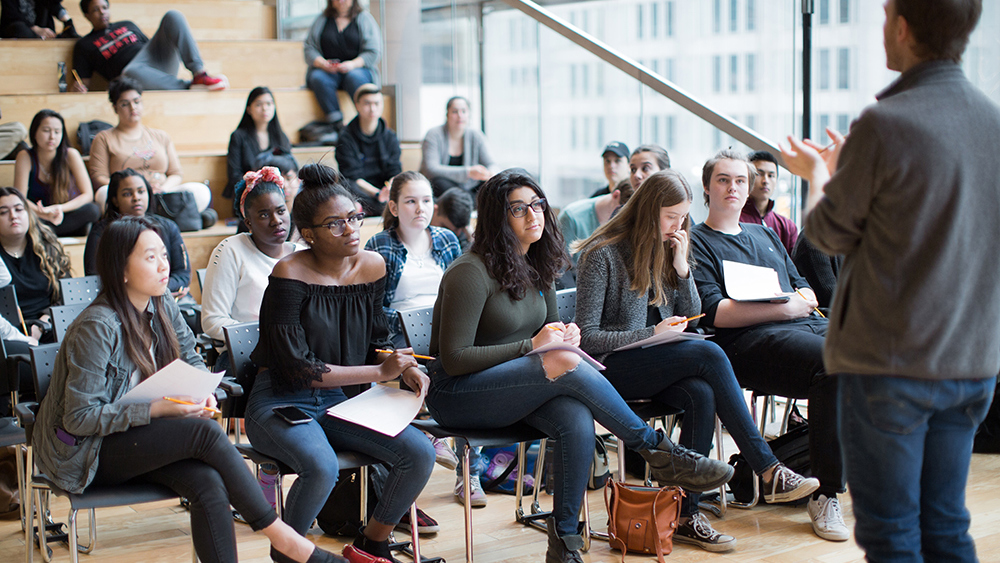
xmin=582 ymin=64 xmax=590 ymax=96
xmin=652 ymin=115 xmax=661 ymax=145
xmin=730 ymin=54 xmax=739 ymax=93
xmin=837 ymin=113 xmax=850 ymax=134
xmin=747 ymin=0 xmax=755 ymax=31
xmin=819 ymin=0 xmax=829 ymax=25
xmin=746 ymin=53 xmax=756 ymax=92
xmin=746 ymin=114 xmax=756 ymax=131
xmin=819 ymin=114 xmax=831 ymax=144
xmin=667 ymin=1 xmax=674 ymax=37
xmin=838 ymin=48 xmax=850 ymax=89
xmin=713 ymin=55 xmax=722 ymax=92
xmin=730 ymin=0 xmax=738 ymax=32
xmin=638 ymin=4 xmax=644 ymax=39
xmin=839 ymin=0 xmax=849 ymax=23
xmin=666 ymin=58 xmax=675 ymax=82
xmin=819 ymin=49 xmax=830 ymax=90
xmin=713 ymin=0 xmax=721 ymax=33
xmin=597 ymin=116 xmax=605 ymax=148
xmin=666 ymin=115 xmax=675 ymax=149
xmin=651 ymin=2 xmax=659 ymax=38
xmin=570 ymin=64 xmax=577 ymax=97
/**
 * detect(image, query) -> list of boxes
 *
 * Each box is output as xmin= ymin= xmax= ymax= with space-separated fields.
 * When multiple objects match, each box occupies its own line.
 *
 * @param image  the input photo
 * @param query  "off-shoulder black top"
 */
xmin=251 ymin=275 xmax=392 ymax=395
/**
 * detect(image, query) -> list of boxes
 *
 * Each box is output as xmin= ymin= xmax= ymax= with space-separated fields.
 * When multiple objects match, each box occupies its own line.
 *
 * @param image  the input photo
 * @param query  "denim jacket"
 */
xmin=33 ymin=294 xmax=205 ymax=494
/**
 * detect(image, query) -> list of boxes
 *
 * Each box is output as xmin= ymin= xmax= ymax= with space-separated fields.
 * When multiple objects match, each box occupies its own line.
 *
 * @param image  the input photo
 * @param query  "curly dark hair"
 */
xmin=471 ymin=169 xmax=568 ymax=300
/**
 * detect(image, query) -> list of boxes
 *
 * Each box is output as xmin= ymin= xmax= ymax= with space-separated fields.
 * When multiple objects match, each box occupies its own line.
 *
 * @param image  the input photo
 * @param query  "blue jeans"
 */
xmin=305 ymin=67 xmax=374 ymax=121
xmin=426 ymin=355 xmax=661 ymax=537
xmin=603 ymin=340 xmax=779 ymax=515
xmin=122 ymin=10 xmax=204 ymax=90
xmin=838 ymin=374 xmax=995 ymax=563
xmin=245 ymin=370 xmax=436 ymax=535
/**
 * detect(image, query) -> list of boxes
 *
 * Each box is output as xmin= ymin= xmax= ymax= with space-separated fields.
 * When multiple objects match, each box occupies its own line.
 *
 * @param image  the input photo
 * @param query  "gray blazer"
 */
xmin=576 ymin=241 xmax=700 ymax=361
xmin=303 ymin=11 xmax=382 ymax=87
xmin=33 ymin=295 xmax=205 ymax=494
xmin=419 ymin=124 xmax=495 ymax=191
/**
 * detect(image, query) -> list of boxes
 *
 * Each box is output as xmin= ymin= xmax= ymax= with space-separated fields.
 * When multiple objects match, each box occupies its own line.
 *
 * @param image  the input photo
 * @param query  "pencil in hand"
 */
xmin=163 ymin=396 xmax=221 ymax=414
xmin=375 ymin=349 xmax=435 ymax=361
xmin=669 ymin=313 xmax=705 ymax=326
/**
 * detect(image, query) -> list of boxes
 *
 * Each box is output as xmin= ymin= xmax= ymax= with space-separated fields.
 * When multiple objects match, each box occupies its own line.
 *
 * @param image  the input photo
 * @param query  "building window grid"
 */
xmin=651 ymin=2 xmax=659 ymax=38
xmin=730 ymin=0 xmax=738 ymax=32
xmin=837 ymin=114 xmax=850 ymax=134
xmin=666 ymin=115 xmax=675 ymax=149
xmin=747 ymin=0 xmax=755 ymax=31
xmin=746 ymin=53 xmax=755 ymax=92
xmin=819 ymin=0 xmax=829 ymax=25
xmin=819 ymin=114 xmax=831 ymax=144
xmin=838 ymin=47 xmax=850 ymax=89
xmin=713 ymin=0 xmax=721 ymax=33
xmin=730 ymin=54 xmax=738 ymax=93
xmin=839 ymin=0 xmax=849 ymax=23
xmin=713 ymin=55 xmax=722 ymax=92
xmin=819 ymin=49 xmax=830 ymax=90
xmin=637 ymin=4 xmax=644 ymax=39
xmin=667 ymin=1 xmax=674 ymax=37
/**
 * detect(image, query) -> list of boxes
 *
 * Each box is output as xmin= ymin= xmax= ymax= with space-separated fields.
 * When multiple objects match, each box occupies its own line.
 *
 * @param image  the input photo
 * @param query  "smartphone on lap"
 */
xmin=272 ymin=405 xmax=313 ymax=425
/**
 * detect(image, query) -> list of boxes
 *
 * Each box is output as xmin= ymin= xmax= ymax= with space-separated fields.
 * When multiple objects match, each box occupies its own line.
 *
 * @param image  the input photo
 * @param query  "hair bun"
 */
xmin=298 ymin=163 xmax=343 ymax=191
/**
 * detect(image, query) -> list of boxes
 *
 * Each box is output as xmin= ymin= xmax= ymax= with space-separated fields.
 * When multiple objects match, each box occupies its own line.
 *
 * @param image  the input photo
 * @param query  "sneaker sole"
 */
xmin=764 ymin=479 xmax=820 ymax=504
xmin=811 ymin=523 xmax=850 ymax=542
xmin=453 ymin=494 xmax=488 ymax=508
xmin=673 ymin=532 xmax=737 ymax=552
xmin=654 ymin=465 xmax=735 ymax=493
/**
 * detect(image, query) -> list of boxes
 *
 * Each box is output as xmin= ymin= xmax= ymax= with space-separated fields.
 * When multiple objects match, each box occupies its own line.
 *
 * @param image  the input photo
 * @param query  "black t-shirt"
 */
xmin=1 ymin=240 xmax=56 ymax=320
xmin=73 ymin=21 xmax=148 ymax=81
xmin=319 ymin=17 xmax=361 ymax=62
xmin=448 ymin=154 xmax=463 ymax=166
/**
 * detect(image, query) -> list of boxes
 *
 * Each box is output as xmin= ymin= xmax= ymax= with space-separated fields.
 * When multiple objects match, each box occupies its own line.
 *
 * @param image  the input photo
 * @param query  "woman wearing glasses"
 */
xmin=425 ymin=169 xmax=734 ymax=563
xmin=244 ymin=164 xmax=435 ymax=563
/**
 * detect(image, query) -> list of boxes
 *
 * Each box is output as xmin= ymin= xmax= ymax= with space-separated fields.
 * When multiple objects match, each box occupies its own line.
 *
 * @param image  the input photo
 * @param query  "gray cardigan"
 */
xmin=805 ymin=60 xmax=1000 ymax=380
xmin=33 ymin=295 xmax=205 ymax=494
xmin=576 ymin=241 xmax=700 ymax=361
xmin=419 ymin=124 xmax=495 ymax=191
xmin=303 ymin=11 xmax=382 ymax=88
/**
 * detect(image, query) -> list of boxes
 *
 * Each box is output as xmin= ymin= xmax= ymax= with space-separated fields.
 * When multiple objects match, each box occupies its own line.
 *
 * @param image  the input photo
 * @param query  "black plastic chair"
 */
xmin=0 ymin=338 xmax=28 ymax=534
xmin=398 ymin=308 xmax=567 ymax=562
xmin=222 ymin=322 xmax=429 ymax=561
xmin=48 ymin=305 xmax=89 ymax=343
xmin=58 ymin=277 xmax=101 ymax=306
xmin=17 ymin=343 xmax=192 ymax=563
xmin=555 ymin=287 xmax=576 ymax=325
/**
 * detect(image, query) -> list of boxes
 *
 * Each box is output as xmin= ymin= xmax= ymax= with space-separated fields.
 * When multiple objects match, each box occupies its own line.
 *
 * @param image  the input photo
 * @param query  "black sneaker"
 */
xmin=762 ymin=463 xmax=819 ymax=504
xmin=640 ymin=435 xmax=734 ymax=492
xmin=673 ymin=512 xmax=736 ymax=552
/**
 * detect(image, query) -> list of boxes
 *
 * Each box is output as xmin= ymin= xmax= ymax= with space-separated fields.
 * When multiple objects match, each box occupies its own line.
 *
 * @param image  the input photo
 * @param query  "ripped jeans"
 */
xmin=426 ymin=355 xmax=661 ymax=537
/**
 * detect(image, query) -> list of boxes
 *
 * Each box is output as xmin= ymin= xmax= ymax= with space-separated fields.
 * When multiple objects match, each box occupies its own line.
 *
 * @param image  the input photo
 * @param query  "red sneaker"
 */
xmin=342 ymin=545 xmax=392 ymax=563
xmin=395 ymin=507 xmax=440 ymax=534
xmin=191 ymin=72 xmax=227 ymax=91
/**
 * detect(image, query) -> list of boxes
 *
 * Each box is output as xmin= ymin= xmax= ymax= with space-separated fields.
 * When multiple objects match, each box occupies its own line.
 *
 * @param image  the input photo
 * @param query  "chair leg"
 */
xmin=67 ymin=509 xmax=78 ymax=563
xmin=461 ymin=445 xmax=473 ymax=562
xmin=359 ymin=465 xmax=368 ymax=528
xmin=779 ymin=398 xmax=797 ymax=436
xmin=408 ymin=503 xmax=420 ymax=562
xmin=715 ymin=416 xmax=727 ymax=517
xmin=24 ymin=474 xmax=33 ymax=563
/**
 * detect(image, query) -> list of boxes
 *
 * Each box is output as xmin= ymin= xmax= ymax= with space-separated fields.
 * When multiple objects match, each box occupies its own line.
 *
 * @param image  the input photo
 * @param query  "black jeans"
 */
xmin=720 ymin=318 xmax=844 ymax=496
xmin=92 ymin=418 xmax=277 ymax=563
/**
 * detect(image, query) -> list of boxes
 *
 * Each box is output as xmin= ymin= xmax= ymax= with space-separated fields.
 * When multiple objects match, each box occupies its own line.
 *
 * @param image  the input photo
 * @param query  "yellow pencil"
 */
xmin=163 ymin=396 xmax=221 ymax=414
xmin=376 ymin=349 xmax=435 ymax=361
xmin=70 ymin=68 xmax=83 ymax=87
xmin=669 ymin=313 xmax=705 ymax=326
xmin=795 ymin=289 xmax=826 ymax=318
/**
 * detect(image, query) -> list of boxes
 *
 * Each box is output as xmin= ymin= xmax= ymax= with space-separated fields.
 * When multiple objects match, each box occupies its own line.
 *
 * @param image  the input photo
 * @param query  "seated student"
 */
xmin=588 ymin=141 xmax=630 ymax=198
xmin=420 ymin=97 xmax=495 ymax=198
xmin=628 ymin=143 xmax=671 ymax=191
xmin=335 ymin=84 xmax=401 ymax=216
xmin=791 ymin=233 xmax=842 ymax=310
xmin=689 ymin=149 xmax=847 ymax=542
xmin=84 ymin=169 xmax=191 ymax=299
xmin=304 ymin=0 xmax=381 ymax=131
xmin=235 ymin=152 xmax=301 ymax=238
xmin=1 ymin=0 xmax=76 ymax=38
xmin=88 ymin=77 xmax=213 ymax=223
xmin=71 ymin=0 xmax=225 ymax=92
xmin=426 ymin=168 xmax=734 ymax=562
xmin=225 ymin=87 xmax=294 ymax=202
xmin=32 ymin=216 xmax=344 ymax=563
xmin=575 ymin=169 xmax=818 ymax=551
xmin=0 ymin=260 xmax=37 ymax=408
xmin=14 ymin=109 xmax=100 ymax=237
xmin=430 ymin=187 xmax=473 ymax=253
xmin=244 ymin=163 xmax=436 ymax=562
xmin=558 ymin=178 xmax=634 ymax=287
xmin=741 ymin=150 xmax=798 ymax=254
xmin=0 ymin=187 xmax=71 ymax=341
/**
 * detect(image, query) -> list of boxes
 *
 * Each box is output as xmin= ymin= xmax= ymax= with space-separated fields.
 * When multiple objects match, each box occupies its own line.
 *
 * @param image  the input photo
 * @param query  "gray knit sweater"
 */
xmin=576 ymin=240 xmax=700 ymax=361
xmin=419 ymin=125 xmax=495 ymax=191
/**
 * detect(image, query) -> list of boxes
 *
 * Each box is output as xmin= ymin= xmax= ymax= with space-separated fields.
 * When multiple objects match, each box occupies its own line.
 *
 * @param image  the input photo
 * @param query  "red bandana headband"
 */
xmin=240 ymin=166 xmax=285 ymax=217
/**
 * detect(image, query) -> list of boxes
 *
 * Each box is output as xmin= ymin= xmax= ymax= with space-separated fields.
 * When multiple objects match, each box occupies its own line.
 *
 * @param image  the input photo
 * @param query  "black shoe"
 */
xmin=673 ymin=512 xmax=737 ymax=552
xmin=640 ymin=430 xmax=734 ymax=492
xmin=200 ymin=208 xmax=218 ymax=230
xmin=544 ymin=517 xmax=584 ymax=563
xmin=57 ymin=19 xmax=80 ymax=38
xmin=352 ymin=531 xmax=401 ymax=563
xmin=271 ymin=545 xmax=348 ymax=563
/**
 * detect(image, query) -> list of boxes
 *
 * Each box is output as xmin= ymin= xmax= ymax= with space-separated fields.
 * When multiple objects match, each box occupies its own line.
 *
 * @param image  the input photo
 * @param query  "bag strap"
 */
xmin=481 ymin=451 xmax=518 ymax=491
xmin=603 ymin=480 xmax=627 ymax=563
xmin=651 ymin=489 xmax=666 ymax=563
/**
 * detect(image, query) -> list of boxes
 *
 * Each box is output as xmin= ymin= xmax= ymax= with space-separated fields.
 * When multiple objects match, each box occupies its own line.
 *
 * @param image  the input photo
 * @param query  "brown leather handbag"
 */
xmin=604 ymin=479 xmax=684 ymax=563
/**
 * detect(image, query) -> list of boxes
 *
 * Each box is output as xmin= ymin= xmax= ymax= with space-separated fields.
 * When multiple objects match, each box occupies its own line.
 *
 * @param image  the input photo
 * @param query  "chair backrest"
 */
xmin=60 ymin=276 xmax=102 ymax=305
xmin=196 ymin=269 xmax=207 ymax=293
xmin=30 ymin=343 xmax=61 ymax=406
xmin=398 ymin=307 xmax=434 ymax=357
xmin=556 ymin=288 xmax=577 ymax=325
xmin=50 ymin=304 xmax=90 ymax=342
xmin=0 ymin=284 xmax=22 ymax=329
xmin=223 ymin=322 xmax=260 ymax=385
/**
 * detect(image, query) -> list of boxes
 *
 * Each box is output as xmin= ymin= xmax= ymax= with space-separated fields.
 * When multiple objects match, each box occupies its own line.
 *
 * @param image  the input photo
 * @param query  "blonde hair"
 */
xmin=576 ymin=170 xmax=693 ymax=306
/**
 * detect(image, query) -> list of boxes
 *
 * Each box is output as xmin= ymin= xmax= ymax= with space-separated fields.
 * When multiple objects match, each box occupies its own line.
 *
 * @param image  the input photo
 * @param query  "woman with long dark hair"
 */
xmin=84 ymin=169 xmax=191 ymax=298
xmin=31 ymin=216 xmax=343 ymax=563
xmin=244 ymin=163 xmax=435 ymax=563
xmin=225 ymin=87 xmax=294 ymax=200
xmin=574 ymin=170 xmax=818 ymax=551
xmin=425 ymin=168 xmax=734 ymax=562
xmin=0 ymin=187 xmax=71 ymax=338
xmin=13 ymin=109 xmax=100 ymax=236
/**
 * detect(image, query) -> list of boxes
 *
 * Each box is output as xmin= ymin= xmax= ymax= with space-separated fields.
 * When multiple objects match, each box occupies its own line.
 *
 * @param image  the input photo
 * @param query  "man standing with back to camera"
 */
xmin=782 ymin=1 xmax=998 ymax=561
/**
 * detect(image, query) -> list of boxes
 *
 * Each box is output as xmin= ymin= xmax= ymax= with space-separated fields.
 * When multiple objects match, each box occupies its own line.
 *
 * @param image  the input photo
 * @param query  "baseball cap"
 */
xmin=601 ymin=141 xmax=629 ymax=159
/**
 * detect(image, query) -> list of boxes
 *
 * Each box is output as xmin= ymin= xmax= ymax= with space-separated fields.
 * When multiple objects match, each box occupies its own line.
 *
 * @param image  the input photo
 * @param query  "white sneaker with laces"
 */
xmin=807 ymin=494 xmax=850 ymax=541
xmin=763 ymin=463 xmax=820 ymax=503
xmin=454 ymin=475 xmax=488 ymax=508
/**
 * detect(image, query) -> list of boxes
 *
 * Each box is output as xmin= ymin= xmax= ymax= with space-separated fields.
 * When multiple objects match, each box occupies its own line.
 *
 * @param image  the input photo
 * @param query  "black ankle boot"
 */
xmin=545 ymin=517 xmax=584 ymax=563
xmin=639 ymin=429 xmax=735 ymax=492
xmin=350 ymin=530 xmax=401 ymax=563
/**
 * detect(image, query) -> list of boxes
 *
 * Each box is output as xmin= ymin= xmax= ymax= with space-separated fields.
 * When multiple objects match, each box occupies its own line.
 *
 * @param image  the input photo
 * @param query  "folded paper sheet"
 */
xmin=119 ymin=359 xmax=223 ymax=406
xmin=327 ymin=384 xmax=425 ymax=437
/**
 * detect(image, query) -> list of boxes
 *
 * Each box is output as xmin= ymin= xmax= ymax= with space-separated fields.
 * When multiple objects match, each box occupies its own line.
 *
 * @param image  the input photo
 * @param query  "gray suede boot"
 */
xmin=545 ymin=517 xmax=584 ymax=563
xmin=639 ymin=429 xmax=734 ymax=492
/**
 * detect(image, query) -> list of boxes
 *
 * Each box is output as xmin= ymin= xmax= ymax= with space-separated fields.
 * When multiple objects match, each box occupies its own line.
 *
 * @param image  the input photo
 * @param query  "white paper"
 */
xmin=118 ymin=359 xmax=223 ymax=406
xmin=327 ymin=384 xmax=426 ymax=437
xmin=614 ymin=330 xmax=711 ymax=352
xmin=526 ymin=342 xmax=606 ymax=371
xmin=722 ymin=260 xmax=792 ymax=302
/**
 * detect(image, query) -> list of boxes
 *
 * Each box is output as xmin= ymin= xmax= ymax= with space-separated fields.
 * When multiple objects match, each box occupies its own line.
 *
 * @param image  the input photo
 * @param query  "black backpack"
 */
xmin=76 ymin=120 xmax=113 ymax=156
xmin=315 ymin=463 xmax=388 ymax=537
xmin=728 ymin=424 xmax=810 ymax=505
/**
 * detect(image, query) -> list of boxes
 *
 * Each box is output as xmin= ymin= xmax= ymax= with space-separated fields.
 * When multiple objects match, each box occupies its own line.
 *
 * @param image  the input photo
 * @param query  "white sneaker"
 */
xmin=807 ymin=494 xmax=850 ymax=541
xmin=454 ymin=475 xmax=488 ymax=508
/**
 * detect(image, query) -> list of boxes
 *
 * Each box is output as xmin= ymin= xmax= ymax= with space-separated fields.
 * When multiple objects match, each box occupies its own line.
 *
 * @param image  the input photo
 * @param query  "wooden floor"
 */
xmin=2 ymin=432 xmax=999 ymax=563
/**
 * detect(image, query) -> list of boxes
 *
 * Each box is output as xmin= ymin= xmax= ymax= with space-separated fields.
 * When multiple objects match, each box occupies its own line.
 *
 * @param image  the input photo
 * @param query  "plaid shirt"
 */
xmin=364 ymin=226 xmax=462 ymax=336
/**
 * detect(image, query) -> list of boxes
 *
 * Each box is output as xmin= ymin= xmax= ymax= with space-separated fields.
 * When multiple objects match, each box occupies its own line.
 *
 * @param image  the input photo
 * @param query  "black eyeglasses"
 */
xmin=508 ymin=198 xmax=547 ymax=218
xmin=312 ymin=213 xmax=365 ymax=236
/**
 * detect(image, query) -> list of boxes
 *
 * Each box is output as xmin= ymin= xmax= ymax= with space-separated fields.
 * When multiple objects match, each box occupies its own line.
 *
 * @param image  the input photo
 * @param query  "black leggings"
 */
xmin=92 ymin=418 xmax=277 ymax=563
xmin=43 ymin=203 xmax=101 ymax=237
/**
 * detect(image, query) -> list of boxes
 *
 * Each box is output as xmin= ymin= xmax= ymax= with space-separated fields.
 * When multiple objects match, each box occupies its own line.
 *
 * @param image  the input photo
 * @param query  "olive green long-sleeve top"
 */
xmin=430 ymin=252 xmax=557 ymax=377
